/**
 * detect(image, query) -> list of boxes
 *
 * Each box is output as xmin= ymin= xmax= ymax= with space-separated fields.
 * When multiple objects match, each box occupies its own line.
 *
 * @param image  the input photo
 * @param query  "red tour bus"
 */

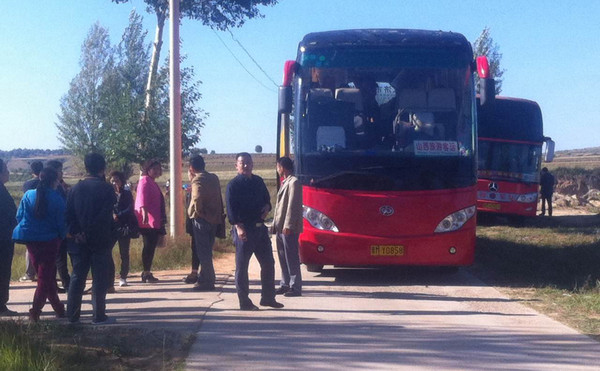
xmin=476 ymin=86 xmax=555 ymax=217
xmin=277 ymin=29 xmax=485 ymax=271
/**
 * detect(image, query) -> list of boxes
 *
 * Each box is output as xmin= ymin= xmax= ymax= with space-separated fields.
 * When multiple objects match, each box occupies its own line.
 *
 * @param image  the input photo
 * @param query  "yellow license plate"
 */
xmin=371 ymin=245 xmax=404 ymax=256
xmin=483 ymin=203 xmax=501 ymax=211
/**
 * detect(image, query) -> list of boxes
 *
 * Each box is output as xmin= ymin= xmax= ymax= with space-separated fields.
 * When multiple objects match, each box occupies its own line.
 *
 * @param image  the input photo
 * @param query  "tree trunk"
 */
xmin=144 ymin=10 xmax=166 ymax=123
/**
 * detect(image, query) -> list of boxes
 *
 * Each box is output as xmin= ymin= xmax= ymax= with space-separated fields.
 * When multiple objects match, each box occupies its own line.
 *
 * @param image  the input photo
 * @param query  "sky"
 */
xmin=1 ymin=0 xmax=599 ymax=154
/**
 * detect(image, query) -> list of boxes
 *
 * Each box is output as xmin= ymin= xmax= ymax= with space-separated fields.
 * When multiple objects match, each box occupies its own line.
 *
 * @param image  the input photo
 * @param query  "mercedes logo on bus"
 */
xmin=379 ymin=205 xmax=394 ymax=216
xmin=489 ymin=182 xmax=499 ymax=192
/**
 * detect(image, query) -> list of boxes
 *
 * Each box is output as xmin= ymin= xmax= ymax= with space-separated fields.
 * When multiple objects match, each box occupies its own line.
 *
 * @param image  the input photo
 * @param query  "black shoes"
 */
xmin=192 ymin=283 xmax=215 ymax=292
xmin=142 ymin=273 xmax=159 ymax=283
xmin=259 ymin=299 xmax=284 ymax=308
xmin=240 ymin=302 xmax=259 ymax=311
xmin=183 ymin=273 xmax=198 ymax=284
xmin=284 ymin=289 xmax=302 ymax=297
xmin=275 ymin=286 xmax=290 ymax=295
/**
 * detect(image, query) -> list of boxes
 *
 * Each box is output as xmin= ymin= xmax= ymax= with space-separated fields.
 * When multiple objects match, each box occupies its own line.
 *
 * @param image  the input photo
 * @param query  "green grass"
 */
xmin=0 ymin=320 xmax=191 ymax=370
xmin=0 ymin=321 xmax=56 ymax=371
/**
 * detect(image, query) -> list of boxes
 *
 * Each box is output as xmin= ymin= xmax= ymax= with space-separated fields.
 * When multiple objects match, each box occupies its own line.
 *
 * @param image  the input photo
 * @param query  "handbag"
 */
xmin=215 ymin=214 xmax=226 ymax=239
xmin=115 ymin=223 xmax=140 ymax=239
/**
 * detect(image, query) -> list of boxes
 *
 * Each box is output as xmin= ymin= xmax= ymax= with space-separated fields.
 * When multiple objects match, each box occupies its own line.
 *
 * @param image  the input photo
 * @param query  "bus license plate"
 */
xmin=371 ymin=245 xmax=404 ymax=256
xmin=483 ymin=203 xmax=501 ymax=211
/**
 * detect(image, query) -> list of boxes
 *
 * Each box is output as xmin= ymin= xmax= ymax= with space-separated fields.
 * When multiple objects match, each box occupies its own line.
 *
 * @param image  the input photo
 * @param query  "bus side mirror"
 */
xmin=544 ymin=138 xmax=555 ymax=162
xmin=279 ymin=86 xmax=292 ymax=114
xmin=279 ymin=60 xmax=297 ymax=114
xmin=477 ymin=56 xmax=496 ymax=109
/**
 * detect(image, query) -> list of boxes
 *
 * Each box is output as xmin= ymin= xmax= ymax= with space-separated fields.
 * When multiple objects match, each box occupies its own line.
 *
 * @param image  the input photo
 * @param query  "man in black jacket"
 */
xmin=66 ymin=153 xmax=116 ymax=324
xmin=226 ymin=152 xmax=283 ymax=311
xmin=539 ymin=167 xmax=555 ymax=217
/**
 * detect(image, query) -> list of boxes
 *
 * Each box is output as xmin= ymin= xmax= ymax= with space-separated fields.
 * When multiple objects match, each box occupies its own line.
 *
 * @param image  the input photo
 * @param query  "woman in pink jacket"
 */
xmin=134 ymin=159 xmax=166 ymax=283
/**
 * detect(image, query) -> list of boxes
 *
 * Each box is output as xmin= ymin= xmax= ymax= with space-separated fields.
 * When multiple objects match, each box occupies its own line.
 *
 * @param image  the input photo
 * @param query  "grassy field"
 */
xmin=472 ymin=214 xmax=600 ymax=340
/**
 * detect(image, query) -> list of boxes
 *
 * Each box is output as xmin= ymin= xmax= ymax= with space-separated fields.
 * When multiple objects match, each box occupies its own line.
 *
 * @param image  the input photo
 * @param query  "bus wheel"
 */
xmin=306 ymin=264 xmax=324 ymax=273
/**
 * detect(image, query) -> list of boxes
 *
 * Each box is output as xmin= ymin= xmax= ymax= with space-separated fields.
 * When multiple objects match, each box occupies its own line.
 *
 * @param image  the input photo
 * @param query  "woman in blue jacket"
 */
xmin=13 ymin=167 xmax=67 ymax=321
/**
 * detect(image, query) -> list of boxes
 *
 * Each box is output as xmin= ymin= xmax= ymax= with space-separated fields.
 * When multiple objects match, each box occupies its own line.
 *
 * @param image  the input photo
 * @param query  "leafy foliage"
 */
xmin=112 ymin=0 xmax=278 ymax=30
xmin=55 ymin=13 xmax=206 ymax=174
xmin=472 ymin=27 xmax=505 ymax=95
xmin=56 ymin=23 xmax=113 ymax=159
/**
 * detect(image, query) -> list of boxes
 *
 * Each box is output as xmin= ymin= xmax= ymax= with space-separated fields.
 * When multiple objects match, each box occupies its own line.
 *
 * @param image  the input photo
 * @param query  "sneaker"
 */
xmin=57 ymin=286 xmax=67 ymax=294
xmin=91 ymin=316 xmax=117 ymax=325
xmin=183 ymin=273 xmax=198 ymax=284
xmin=19 ymin=275 xmax=36 ymax=282
xmin=119 ymin=278 xmax=128 ymax=287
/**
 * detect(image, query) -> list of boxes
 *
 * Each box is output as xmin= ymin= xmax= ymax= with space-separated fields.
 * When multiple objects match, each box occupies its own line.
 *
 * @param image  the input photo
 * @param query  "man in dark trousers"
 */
xmin=65 ymin=153 xmax=116 ymax=324
xmin=273 ymin=157 xmax=303 ymax=297
xmin=19 ymin=160 xmax=43 ymax=282
xmin=0 ymin=159 xmax=18 ymax=317
xmin=226 ymin=152 xmax=283 ymax=311
xmin=187 ymin=155 xmax=224 ymax=291
xmin=539 ymin=167 xmax=555 ymax=217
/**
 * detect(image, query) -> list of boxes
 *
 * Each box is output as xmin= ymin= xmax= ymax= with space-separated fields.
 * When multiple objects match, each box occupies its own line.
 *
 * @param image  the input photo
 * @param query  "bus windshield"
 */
xmin=293 ymin=48 xmax=476 ymax=191
xmin=478 ymin=141 xmax=542 ymax=183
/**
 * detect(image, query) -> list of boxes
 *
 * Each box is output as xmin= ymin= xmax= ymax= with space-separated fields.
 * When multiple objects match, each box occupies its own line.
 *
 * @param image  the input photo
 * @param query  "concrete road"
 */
xmin=186 ymin=260 xmax=600 ymax=370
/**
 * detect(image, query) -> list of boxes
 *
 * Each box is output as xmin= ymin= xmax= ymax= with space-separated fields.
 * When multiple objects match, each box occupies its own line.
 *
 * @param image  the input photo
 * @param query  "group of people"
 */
xmin=0 ymin=151 xmax=305 ymax=322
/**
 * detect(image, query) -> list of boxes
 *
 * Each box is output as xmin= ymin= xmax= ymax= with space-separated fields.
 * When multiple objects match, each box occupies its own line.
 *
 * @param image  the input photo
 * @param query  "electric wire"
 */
xmin=227 ymin=29 xmax=278 ymax=88
xmin=212 ymin=29 xmax=276 ymax=93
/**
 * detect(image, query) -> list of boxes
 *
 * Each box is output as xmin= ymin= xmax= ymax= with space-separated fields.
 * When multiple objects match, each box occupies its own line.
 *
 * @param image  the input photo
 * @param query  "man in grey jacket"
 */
xmin=273 ymin=157 xmax=303 ymax=297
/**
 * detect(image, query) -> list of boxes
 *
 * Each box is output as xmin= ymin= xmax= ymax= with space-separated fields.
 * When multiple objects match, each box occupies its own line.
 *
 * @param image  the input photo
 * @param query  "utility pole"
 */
xmin=169 ymin=0 xmax=184 ymax=237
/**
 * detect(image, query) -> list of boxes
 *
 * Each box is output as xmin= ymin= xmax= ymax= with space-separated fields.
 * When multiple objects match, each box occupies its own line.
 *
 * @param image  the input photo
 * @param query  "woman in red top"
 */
xmin=134 ymin=159 xmax=166 ymax=283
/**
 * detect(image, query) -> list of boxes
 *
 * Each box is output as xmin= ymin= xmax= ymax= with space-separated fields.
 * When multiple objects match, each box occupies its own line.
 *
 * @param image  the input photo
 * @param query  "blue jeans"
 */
xmin=192 ymin=218 xmax=216 ymax=286
xmin=66 ymin=241 xmax=111 ymax=322
xmin=233 ymin=224 xmax=276 ymax=306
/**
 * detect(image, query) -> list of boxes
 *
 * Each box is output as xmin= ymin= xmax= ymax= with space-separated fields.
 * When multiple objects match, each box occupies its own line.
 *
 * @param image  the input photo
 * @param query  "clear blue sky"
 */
xmin=1 ymin=0 xmax=599 ymax=153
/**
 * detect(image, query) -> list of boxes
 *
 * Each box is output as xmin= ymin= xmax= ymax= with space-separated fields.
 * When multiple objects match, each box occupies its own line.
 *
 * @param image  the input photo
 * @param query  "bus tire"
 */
xmin=306 ymin=264 xmax=324 ymax=273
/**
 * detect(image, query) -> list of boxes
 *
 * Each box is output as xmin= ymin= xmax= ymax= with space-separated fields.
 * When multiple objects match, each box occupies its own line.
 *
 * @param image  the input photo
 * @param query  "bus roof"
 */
xmin=478 ymin=96 xmax=544 ymax=143
xmin=299 ymin=29 xmax=473 ymax=57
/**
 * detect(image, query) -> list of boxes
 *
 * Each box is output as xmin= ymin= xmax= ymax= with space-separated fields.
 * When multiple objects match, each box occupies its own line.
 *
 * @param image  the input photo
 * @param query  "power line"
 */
xmin=212 ymin=29 xmax=276 ymax=93
xmin=227 ymin=29 xmax=279 ymax=88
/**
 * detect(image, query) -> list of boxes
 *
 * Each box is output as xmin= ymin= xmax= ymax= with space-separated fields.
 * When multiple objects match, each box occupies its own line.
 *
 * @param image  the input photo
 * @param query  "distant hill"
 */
xmin=555 ymin=146 xmax=600 ymax=156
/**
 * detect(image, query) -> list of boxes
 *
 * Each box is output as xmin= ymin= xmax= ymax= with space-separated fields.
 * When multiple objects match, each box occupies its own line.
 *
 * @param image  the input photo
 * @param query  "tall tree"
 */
xmin=56 ymin=23 xmax=114 ymax=159
xmin=57 ymin=15 xmax=206 ymax=170
xmin=472 ymin=27 xmax=505 ymax=95
xmin=111 ymin=0 xmax=278 ymax=122
xmin=102 ymin=10 xmax=150 ymax=174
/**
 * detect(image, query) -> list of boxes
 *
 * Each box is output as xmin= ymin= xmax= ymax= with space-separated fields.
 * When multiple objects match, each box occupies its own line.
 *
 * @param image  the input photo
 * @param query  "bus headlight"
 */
xmin=434 ymin=206 xmax=476 ymax=233
xmin=303 ymin=206 xmax=339 ymax=232
xmin=516 ymin=193 xmax=538 ymax=203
